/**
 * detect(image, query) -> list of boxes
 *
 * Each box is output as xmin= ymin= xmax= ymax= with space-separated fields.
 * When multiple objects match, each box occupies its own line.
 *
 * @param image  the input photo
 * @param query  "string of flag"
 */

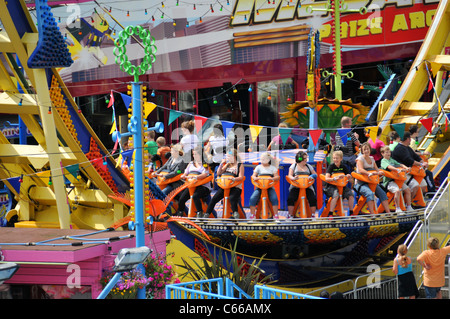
xmin=107 ymin=59 xmax=449 ymax=149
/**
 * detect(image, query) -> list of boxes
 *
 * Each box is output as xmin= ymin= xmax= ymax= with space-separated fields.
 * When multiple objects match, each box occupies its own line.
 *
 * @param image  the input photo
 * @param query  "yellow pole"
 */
xmin=32 ymin=69 xmax=72 ymax=229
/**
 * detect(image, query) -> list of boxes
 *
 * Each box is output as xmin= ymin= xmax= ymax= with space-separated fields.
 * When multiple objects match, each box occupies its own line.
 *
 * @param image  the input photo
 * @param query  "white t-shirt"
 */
xmin=184 ymin=162 xmax=211 ymax=190
xmin=208 ymin=136 xmax=228 ymax=163
xmin=180 ymin=134 xmax=199 ymax=153
xmin=254 ymin=164 xmax=278 ymax=176
xmin=356 ymin=154 xmax=376 ymax=184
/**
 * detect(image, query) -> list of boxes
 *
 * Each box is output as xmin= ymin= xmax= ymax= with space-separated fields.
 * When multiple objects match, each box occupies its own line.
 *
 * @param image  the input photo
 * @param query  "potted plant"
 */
xmin=100 ymin=252 xmax=179 ymax=299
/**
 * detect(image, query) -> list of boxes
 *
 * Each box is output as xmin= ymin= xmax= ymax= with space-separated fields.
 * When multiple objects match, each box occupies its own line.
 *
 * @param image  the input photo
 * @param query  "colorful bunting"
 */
xmin=337 ymin=128 xmax=351 ymax=146
xmin=391 ymin=123 xmax=406 ymax=139
xmin=116 ymin=154 xmax=123 ymax=168
xmin=309 ymin=129 xmax=323 ymax=147
xmin=65 ymin=164 xmax=79 ymax=179
xmin=6 ymin=176 xmax=21 ymax=195
xmin=168 ymin=110 xmax=182 ymax=125
xmin=221 ymin=120 xmax=235 ymax=139
xmin=144 ymin=102 xmax=157 ymax=118
xmin=107 ymin=91 xmax=114 ymax=108
xmin=249 ymin=125 xmax=263 ymax=143
xmin=110 ymin=120 xmax=116 ymax=135
xmin=279 ymin=127 xmax=293 ymax=145
xmin=366 ymin=126 xmax=378 ymax=143
xmin=429 ymin=62 xmax=441 ymax=77
xmin=444 ymin=113 xmax=450 ymax=132
xmin=112 ymin=133 xmax=119 ymax=154
xmin=194 ymin=116 xmax=207 ymax=133
xmin=419 ymin=117 xmax=433 ymax=133
xmin=427 ymin=77 xmax=433 ymax=92
xmin=120 ymin=93 xmax=132 ymax=108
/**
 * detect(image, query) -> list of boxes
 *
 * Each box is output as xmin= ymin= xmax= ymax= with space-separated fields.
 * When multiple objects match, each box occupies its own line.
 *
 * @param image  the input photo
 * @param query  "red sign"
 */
xmin=320 ymin=3 xmax=439 ymax=47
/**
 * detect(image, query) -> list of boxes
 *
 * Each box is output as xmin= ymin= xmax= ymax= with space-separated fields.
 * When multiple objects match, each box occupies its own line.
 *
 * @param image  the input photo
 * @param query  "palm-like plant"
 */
xmin=176 ymin=239 xmax=273 ymax=297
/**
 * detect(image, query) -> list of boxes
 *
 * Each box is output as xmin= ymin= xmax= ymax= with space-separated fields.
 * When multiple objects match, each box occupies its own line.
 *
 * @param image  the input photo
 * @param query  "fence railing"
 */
xmin=254 ymin=285 xmax=322 ymax=299
xmin=166 ymin=278 xmax=322 ymax=300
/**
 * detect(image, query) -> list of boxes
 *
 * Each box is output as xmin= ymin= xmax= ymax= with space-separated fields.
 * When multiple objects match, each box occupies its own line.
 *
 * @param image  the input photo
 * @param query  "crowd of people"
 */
xmin=126 ymin=118 xmax=450 ymax=299
xmin=124 ymin=117 xmax=436 ymax=219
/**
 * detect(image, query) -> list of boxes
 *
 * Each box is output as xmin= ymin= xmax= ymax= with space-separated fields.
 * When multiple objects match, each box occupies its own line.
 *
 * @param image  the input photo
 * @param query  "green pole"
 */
xmin=334 ymin=0 xmax=343 ymax=100
xmin=308 ymin=0 xmax=366 ymax=100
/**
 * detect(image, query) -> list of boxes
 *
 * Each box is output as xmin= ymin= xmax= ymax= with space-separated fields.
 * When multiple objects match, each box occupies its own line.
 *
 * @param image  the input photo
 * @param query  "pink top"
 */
xmin=368 ymin=139 xmax=385 ymax=161
xmin=272 ymin=135 xmax=293 ymax=145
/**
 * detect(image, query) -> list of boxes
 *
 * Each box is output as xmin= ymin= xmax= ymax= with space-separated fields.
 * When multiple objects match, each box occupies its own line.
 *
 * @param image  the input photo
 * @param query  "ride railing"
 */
xmin=254 ymin=285 xmax=322 ymax=299
xmin=166 ymin=278 xmax=322 ymax=299
xmin=166 ymin=277 xmax=251 ymax=299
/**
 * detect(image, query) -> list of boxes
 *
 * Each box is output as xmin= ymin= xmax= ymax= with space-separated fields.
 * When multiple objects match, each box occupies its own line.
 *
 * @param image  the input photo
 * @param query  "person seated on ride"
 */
xmin=152 ymin=136 xmax=171 ymax=169
xmin=267 ymin=123 xmax=299 ymax=150
xmin=388 ymin=131 xmax=401 ymax=152
xmin=205 ymin=123 xmax=229 ymax=190
xmin=204 ymin=148 xmax=245 ymax=219
xmin=153 ymin=144 xmax=186 ymax=196
xmin=180 ymin=120 xmax=200 ymax=162
xmin=324 ymin=150 xmax=355 ymax=216
xmin=176 ymin=146 xmax=212 ymax=218
xmin=409 ymin=125 xmax=436 ymax=193
xmin=287 ymin=151 xmax=317 ymax=218
xmin=391 ymin=132 xmax=428 ymax=200
xmin=205 ymin=123 xmax=229 ymax=170
xmin=249 ymin=152 xmax=280 ymax=219
xmin=380 ymin=146 xmax=413 ymax=213
xmin=334 ymin=116 xmax=361 ymax=171
xmin=368 ymin=127 xmax=385 ymax=168
xmin=354 ymin=142 xmax=391 ymax=214
xmin=144 ymin=130 xmax=158 ymax=156
xmin=409 ymin=125 xmax=431 ymax=157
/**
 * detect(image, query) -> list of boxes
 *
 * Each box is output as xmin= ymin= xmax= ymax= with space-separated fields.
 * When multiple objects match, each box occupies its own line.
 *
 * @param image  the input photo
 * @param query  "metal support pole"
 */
xmin=96 ymin=272 xmax=122 ymax=299
xmin=131 ymin=81 xmax=146 ymax=299
xmin=307 ymin=0 xmax=364 ymax=100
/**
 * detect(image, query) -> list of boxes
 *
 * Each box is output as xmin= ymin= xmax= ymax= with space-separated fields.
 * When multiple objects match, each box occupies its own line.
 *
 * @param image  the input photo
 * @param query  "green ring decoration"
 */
xmin=113 ymin=25 xmax=157 ymax=81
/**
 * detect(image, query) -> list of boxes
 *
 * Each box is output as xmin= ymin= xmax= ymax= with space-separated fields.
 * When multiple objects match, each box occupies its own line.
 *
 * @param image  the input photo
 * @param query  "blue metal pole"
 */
xmin=96 ymin=272 xmax=122 ymax=299
xmin=307 ymin=107 xmax=318 ymax=162
xmin=131 ymin=81 xmax=146 ymax=299
xmin=131 ymin=81 xmax=145 ymax=248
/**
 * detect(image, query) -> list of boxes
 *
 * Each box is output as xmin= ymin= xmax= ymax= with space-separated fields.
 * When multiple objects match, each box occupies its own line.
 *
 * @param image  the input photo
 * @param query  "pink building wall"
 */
xmin=1 ymin=229 xmax=171 ymax=299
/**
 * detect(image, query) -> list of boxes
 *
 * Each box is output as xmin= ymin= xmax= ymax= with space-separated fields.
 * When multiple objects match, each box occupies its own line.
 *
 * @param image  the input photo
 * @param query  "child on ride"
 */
xmin=153 ymin=144 xmax=187 ymax=196
xmin=177 ymin=146 xmax=211 ymax=218
xmin=355 ymin=142 xmax=391 ymax=214
xmin=324 ymin=150 xmax=355 ymax=216
xmin=380 ymin=146 xmax=413 ymax=213
xmin=155 ymin=136 xmax=171 ymax=167
xmin=204 ymin=148 xmax=245 ymax=219
xmin=249 ymin=152 xmax=280 ymax=219
xmin=287 ymin=151 xmax=317 ymax=218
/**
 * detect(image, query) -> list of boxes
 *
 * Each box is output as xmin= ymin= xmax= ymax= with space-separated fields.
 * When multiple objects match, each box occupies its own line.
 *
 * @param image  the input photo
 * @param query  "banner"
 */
xmin=144 ymin=102 xmax=157 ymax=118
xmin=221 ymin=120 xmax=235 ymax=138
xmin=309 ymin=129 xmax=323 ymax=147
xmin=419 ymin=117 xmax=433 ymax=133
xmin=391 ymin=123 xmax=406 ymax=139
xmin=168 ymin=110 xmax=182 ymax=125
xmin=249 ymin=125 xmax=263 ymax=143
xmin=337 ymin=128 xmax=351 ymax=145
xmin=279 ymin=127 xmax=293 ymax=145
xmin=194 ymin=116 xmax=208 ymax=133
